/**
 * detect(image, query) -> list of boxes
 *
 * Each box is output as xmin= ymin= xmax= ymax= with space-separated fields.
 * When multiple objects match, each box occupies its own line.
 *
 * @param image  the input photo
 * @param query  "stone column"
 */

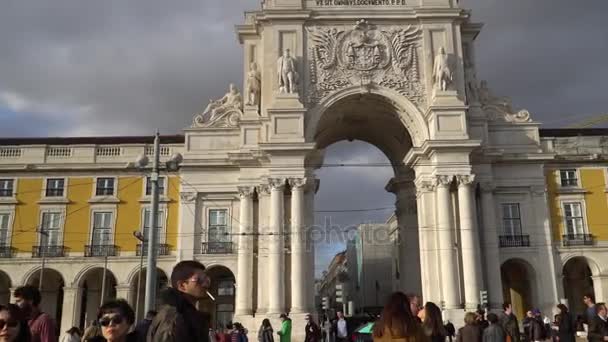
xmin=235 ymin=186 xmax=255 ymax=316
xmin=115 ymin=284 xmax=131 ymax=301
xmin=256 ymin=185 xmax=271 ymax=314
xmin=267 ymin=178 xmax=285 ymax=314
xmin=289 ymin=178 xmax=307 ymax=313
xmin=177 ymin=192 xmax=198 ymax=261
xmin=415 ymin=180 xmax=441 ymax=303
xmin=435 ymin=175 xmax=460 ymax=309
xmin=457 ymin=175 xmax=482 ymax=309
xmin=60 ymin=286 xmax=82 ymax=334
xmin=304 ymin=179 xmax=318 ymax=312
xmin=480 ymin=182 xmax=503 ymax=309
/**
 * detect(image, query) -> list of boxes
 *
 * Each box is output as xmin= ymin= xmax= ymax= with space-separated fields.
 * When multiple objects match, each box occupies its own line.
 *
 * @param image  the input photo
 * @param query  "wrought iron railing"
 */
xmin=85 ymin=245 xmax=119 ymax=257
xmin=499 ymin=235 xmax=530 ymax=248
xmin=136 ymin=243 xmax=170 ymax=256
xmin=562 ymin=234 xmax=594 ymax=247
xmin=32 ymin=245 xmax=66 ymax=258
xmin=0 ymin=246 xmax=14 ymax=258
xmin=202 ymin=242 xmax=233 ymax=254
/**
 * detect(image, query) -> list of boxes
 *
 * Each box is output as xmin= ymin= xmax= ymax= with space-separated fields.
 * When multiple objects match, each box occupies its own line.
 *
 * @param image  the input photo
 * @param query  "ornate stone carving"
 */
xmin=179 ymin=192 xmax=197 ymax=203
xmin=268 ymin=178 xmax=286 ymax=190
xmin=456 ymin=174 xmax=476 ymax=186
xmin=307 ymin=20 xmax=425 ymax=107
xmin=238 ymin=186 xmax=255 ymax=198
xmin=257 ymin=184 xmax=271 ymax=196
xmin=434 ymin=175 xmax=453 ymax=187
xmin=479 ymin=80 xmax=533 ymax=123
xmin=192 ymin=84 xmax=243 ymax=128
xmin=315 ymin=0 xmax=407 ymax=5
xmin=277 ymin=49 xmax=299 ymax=94
xmin=433 ymin=47 xmax=453 ymax=91
xmin=246 ymin=62 xmax=261 ymax=106
xmin=288 ymin=177 xmax=308 ymax=189
xmin=415 ymin=180 xmax=435 ymax=197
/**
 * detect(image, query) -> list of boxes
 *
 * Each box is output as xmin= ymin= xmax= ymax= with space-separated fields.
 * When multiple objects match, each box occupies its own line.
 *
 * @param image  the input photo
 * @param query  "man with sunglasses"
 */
xmin=147 ymin=260 xmax=211 ymax=342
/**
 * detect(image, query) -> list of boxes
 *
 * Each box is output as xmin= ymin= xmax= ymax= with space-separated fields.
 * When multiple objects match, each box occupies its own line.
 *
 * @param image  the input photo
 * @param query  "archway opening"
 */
xmin=563 ymin=257 xmax=594 ymax=317
xmin=77 ymin=268 xmax=118 ymax=329
xmin=501 ymin=259 xmax=535 ymax=320
xmin=26 ymin=268 xmax=64 ymax=323
xmin=312 ymin=93 xmax=417 ymax=314
xmin=129 ymin=268 xmax=168 ymax=322
xmin=0 ymin=271 xmax=11 ymax=305
xmin=199 ymin=266 xmax=235 ymax=330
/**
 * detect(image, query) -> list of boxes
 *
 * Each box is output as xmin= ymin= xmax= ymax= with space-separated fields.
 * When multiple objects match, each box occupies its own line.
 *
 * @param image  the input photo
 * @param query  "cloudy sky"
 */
xmin=1 ymin=0 xmax=607 ymax=275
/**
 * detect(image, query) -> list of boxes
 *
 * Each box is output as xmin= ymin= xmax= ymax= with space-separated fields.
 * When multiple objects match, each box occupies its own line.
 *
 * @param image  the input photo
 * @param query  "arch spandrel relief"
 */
xmin=306 ymin=19 xmax=425 ymax=109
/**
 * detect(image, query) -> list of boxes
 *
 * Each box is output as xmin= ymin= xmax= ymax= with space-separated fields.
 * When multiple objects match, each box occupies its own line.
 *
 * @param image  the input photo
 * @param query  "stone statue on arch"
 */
xmin=277 ymin=49 xmax=300 ymax=94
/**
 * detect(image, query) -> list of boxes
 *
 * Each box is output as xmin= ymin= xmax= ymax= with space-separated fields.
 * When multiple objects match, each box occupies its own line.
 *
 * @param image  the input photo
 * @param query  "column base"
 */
xmin=464 ymin=302 xmax=480 ymax=311
xmin=289 ymin=307 xmax=308 ymax=314
xmin=235 ymin=309 xmax=254 ymax=316
xmin=442 ymin=309 xmax=466 ymax=330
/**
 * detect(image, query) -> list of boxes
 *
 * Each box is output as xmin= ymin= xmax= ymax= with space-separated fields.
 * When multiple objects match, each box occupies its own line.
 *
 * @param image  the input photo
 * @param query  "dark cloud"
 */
xmin=1 ymin=1 xmax=606 ymax=273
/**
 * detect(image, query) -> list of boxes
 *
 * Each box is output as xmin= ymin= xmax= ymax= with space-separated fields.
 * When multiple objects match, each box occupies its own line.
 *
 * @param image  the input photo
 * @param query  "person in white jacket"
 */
xmin=60 ymin=327 xmax=81 ymax=342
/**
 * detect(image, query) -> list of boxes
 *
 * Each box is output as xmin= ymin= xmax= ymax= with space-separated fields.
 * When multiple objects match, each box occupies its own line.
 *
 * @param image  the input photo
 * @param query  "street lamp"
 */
xmin=133 ymin=230 xmax=145 ymax=321
xmin=134 ymin=131 xmax=182 ymax=313
xmin=36 ymin=230 xmax=49 ymax=291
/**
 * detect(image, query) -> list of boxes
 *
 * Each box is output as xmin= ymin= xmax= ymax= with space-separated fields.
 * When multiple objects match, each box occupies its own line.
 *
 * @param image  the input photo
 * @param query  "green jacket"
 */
xmin=277 ymin=319 xmax=292 ymax=342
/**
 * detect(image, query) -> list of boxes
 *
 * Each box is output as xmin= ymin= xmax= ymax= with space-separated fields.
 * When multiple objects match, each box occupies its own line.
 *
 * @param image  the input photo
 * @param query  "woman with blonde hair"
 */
xmin=456 ymin=312 xmax=482 ymax=342
xmin=372 ymin=292 xmax=428 ymax=342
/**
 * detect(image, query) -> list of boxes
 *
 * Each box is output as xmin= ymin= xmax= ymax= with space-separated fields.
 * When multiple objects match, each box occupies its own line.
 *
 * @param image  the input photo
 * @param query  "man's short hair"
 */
xmin=487 ymin=313 xmax=498 ymax=324
xmin=502 ymin=302 xmax=511 ymax=311
xmin=14 ymin=285 xmax=41 ymax=306
xmin=98 ymin=299 xmax=135 ymax=325
xmin=584 ymin=293 xmax=595 ymax=302
xmin=146 ymin=310 xmax=157 ymax=319
xmin=170 ymin=260 xmax=206 ymax=288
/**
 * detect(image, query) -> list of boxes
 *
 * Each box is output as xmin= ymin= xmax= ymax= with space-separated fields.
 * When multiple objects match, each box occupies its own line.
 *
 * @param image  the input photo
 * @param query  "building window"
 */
xmin=95 ymin=178 xmax=115 ymax=196
xmin=143 ymin=208 xmax=164 ymax=244
xmin=208 ymin=209 xmax=229 ymax=242
xmin=45 ymin=179 xmax=65 ymax=197
xmin=217 ymin=280 xmax=235 ymax=296
xmin=0 ymin=179 xmax=14 ymax=197
xmin=40 ymin=212 xmax=61 ymax=246
xmin=145 ymin=177 xmax=166 ymax=196
xmin=92 ymin=212 xmax=113 ymax=245
xmin=564 ymin=202 xmax=585 ymax=235
xmin=502 ymin=203 xmax=522 ymax=236
xmin=560 ymin=170 xmax=578 ymax=187
xmin=0 ymin=214 xmax=9 ymax=246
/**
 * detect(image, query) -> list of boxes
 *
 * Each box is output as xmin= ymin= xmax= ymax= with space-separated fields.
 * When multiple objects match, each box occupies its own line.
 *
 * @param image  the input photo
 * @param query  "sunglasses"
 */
xmin=99 ymin=315 xmax=124 ymax=327
xmin=0 ymin=319 xmax=18 ymax=330
xmin=187 ymin=275 xmax=210 ymax=286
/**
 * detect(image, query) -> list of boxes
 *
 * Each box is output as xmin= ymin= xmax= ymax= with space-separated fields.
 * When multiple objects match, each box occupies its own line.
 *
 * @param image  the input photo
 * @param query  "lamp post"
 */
xmin=134 ymin=131 xmax=182 ymax=313
xmin=133 ymin=230 xmax=146 ymax=321
xmin=36 ymin=230 xmax=49 ymax=291
xmin=100 ymin=250 xmax=109 ymax=306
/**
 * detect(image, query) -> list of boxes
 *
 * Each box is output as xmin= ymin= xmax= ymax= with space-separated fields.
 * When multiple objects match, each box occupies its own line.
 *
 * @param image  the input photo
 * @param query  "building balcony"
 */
xmin=84 ymin=245 xmax=119 ymax=257
xmin=32 ymin=245 xmax=66 ymax=258
xmin=499 ymin=235 xmax=530 ymax=248
xmin=136 ymin=243 xmax=170 ymax=257
xmin=562 ymin=234 xmax=594 ymax=247
xmin=201 ymin=242 xmax=233 ymax=254
xmin=0 ymin=246 xmax=14 ymax=258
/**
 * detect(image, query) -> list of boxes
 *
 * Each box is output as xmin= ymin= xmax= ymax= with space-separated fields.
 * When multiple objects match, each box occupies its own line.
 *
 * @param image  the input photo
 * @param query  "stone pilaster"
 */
xmin=435 ymin=175 xmax=460 ymax=309
xmin=457 ymin=174 xmax=482 ymax=309
xmin=235 ymin=186 xmax=255 ymax=315
xmin=267 ymin=178 xmax=286 ymax=314
xmin=289 ymin=178 xmax=307 ymax=313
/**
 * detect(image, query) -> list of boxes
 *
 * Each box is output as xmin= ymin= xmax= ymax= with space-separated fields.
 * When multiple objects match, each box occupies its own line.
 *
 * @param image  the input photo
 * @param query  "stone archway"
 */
xmin=563 ymin=257 xmax=595 ymax=316
xmin=200 ymin=265 xmax=236 ymax=330
xmin=26 ymin=268 xmax=65 ymax=323
xmin=501 ymin=259 xmax=536 ymax=320
xmin=128 ymin=267 xmax=169 ymax=321
xmin=76 ymin=267 xmax=118 ymax=328
xmin=0 ymin=270 xmax=11 ymax=305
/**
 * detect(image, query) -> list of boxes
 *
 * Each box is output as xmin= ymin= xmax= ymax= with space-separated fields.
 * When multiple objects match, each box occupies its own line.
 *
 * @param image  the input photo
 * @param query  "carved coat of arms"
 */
xmin=307 ymin=20 xmax=425 ymax=107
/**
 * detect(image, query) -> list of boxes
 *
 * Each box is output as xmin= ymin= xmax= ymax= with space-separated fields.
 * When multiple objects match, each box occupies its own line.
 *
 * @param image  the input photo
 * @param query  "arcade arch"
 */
xmin=199 ymin=265 xmax=236 ymax=329
xmin=76 ymin=267 xmax=117 ymax=328
xmin=563 ymin=257 xmax=596 ymax=316
xmin=0 ymin=270 xmax=10 ymax=305
xmin=501 ymin=259 xmax=536 ymax=320
xmin=129 ymin=267 xmax=169 ymax=321
xmin=25 ymin=268 xmax=64 ymax=323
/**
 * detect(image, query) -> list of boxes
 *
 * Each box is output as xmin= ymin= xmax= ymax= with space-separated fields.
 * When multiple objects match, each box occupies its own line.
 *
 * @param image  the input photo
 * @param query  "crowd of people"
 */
xmin=2 ymin=260 xmax=607 ymax=342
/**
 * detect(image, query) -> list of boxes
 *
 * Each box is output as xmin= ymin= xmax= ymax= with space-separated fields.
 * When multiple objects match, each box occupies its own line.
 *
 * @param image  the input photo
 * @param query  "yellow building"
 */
xmin=0 ymin=136 xmax=236 ymax=332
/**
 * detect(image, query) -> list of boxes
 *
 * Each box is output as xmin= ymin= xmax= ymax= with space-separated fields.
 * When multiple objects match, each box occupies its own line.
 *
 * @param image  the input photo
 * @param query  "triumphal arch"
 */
xmin=178 ymin=0 xmax=557 ymax=335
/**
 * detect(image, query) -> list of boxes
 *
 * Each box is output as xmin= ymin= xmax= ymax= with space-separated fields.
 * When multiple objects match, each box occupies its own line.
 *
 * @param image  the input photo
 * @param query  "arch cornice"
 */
xmin=20 ymin=266 xmax=66 ymax=287
xmin=73 ymin=264 xmax=118 ymax=287
xmin=305 ymin=85 xmax=429 ymax=147
xmin=562 ymin=254 xmax=602 ymax=277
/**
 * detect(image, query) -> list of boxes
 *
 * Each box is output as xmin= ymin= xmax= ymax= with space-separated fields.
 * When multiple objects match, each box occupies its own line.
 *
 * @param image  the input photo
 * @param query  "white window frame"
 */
xmin=0 ymin=210 xmax=14 ymax=247
xmin=559 ymin=169 xmax=579 ymax=188
xmin=140 ymin=205 xmax=168 ymax=244
xmin=207 ymin=208 xmax=231 ymax=243
xmin=94 ymin=177 xmax=117 ymax=197
xmin=144 ymin=176 xmax=167 ymax=197
xmin=38 ymin=207 xmax=65 ymax=246
xmin=501 ymin=203 xmax=523 ymax=236
xmin=562 ymin=201 xmax=587 ymax=236
xmin=89 ymin=206 xmax=117 ymax=245
xmin=0 ymin=179 xmax=15 ymax=198
xmin=42 ymin=177 xmax=68 ymax=198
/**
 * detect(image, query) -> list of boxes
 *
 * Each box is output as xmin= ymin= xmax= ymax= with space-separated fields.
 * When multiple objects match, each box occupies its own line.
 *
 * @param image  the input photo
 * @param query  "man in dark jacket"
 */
xmin=588 ymin=302 xmax=608 ymax=342
xmin=147 ymin=260 xmax=211 ymax=342
xmin=304 ymin=314 xmax=321 ymax=342
xmin=500 ymin=303 xmax=521 ymax=342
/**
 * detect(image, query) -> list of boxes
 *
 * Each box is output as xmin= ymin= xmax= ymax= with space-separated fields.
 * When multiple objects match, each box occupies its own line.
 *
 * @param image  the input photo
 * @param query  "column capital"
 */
xmin=434 ymin=175 xmax=453 ymax=188
xmin=288 ymin=177 xmax=308 ymax=190
xmin=238 ymin=186 xmax=256 ymax=198
xmin=456 ymin=174 xmax=476 ymax=187
xmin=179 ymin=192 xmax=197 ymax=203
xmin=268 ymin=178 xmax=286 ymax=191
xmin=257 ymin=184 xmax=271 ymax=196
xmin=415 ymin=180 xmax=435 ymax=196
